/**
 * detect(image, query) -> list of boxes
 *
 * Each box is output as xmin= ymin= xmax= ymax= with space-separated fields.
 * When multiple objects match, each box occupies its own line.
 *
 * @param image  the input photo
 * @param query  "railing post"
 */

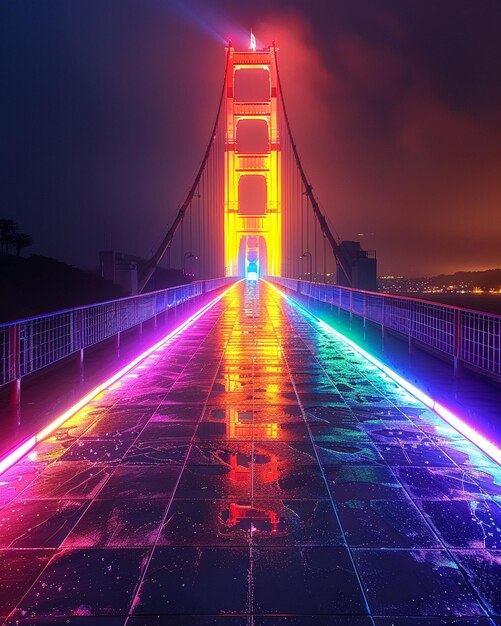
xmin=408 ymin=335 xmax=415 ymax=354
xmin=115 ymin=332 xmax=121 ymax=359
xmin=454 ymin=309 xmax=463 ymax=377
xmin=409 ymin=307 xmax=415 ymax=354
xmin=74 ymin=310 xmax=85 ymax=382
xmin=9 ymin=324 xmax=21 ymax=408
xmin=349 ymin=290 xmax=353 ymax=323
xmin=78 ymin=348 xmax=85 ymax=382
xmin=381 ymin=298 xmax=386 ymax=347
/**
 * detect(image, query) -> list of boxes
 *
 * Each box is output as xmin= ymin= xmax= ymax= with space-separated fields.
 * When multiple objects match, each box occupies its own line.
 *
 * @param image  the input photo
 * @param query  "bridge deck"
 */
xmin=0 ymin=281 xmax=500 ymax=624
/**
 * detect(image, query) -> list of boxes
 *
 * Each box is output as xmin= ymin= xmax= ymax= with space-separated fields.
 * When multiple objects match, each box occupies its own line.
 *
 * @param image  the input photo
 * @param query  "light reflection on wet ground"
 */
xmin=0 ymin=281 xmax=500 ymax=624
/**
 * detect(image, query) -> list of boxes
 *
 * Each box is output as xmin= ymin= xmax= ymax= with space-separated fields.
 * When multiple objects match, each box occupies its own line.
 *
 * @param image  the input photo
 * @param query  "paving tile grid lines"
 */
xmin=0 ymin=280 xmax=500 ymax=625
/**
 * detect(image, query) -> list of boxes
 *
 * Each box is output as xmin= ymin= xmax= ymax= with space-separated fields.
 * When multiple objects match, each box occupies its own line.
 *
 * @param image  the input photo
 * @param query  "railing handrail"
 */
xmin=0 ymin=279 xmax=215 ymax=329
xmin=291 ymin=278 xmax=501 ymax=320
xmin=0 ymin=277 xmax=235 ymax=390
xmin=269 ymin=276 xmax=501 ymax=382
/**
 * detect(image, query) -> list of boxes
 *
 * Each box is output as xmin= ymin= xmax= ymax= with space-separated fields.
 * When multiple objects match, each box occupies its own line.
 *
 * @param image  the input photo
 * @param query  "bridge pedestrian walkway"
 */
xmin=0 ymin=281 xmax=500 ymax=624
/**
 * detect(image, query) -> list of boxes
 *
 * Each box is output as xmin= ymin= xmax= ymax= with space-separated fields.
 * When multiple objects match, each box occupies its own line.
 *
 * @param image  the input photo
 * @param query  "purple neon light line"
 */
xmin=0 ymin=282 xmax=239 ymax=476
xmin=265 ymin=280 xmax=501 ymax=467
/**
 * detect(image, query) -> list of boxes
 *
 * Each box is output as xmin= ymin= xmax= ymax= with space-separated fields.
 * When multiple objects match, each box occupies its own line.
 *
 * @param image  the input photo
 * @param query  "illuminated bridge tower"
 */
xmin=224 ymin=40 xmax=282 ymax=278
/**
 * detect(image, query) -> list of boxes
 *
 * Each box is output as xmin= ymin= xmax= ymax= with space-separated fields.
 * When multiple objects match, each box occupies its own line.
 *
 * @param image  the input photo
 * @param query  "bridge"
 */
xmin=0 ymin=39 xmax=500 ymax=625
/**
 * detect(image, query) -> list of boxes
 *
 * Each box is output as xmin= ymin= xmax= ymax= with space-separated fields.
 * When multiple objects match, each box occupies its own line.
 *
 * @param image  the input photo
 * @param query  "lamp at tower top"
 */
xmin=225 ymin=36 xmax=278 ymax=53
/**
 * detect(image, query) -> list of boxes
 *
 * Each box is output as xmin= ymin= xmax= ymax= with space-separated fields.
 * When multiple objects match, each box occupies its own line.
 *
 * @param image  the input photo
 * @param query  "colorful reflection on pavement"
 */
xmin=0 ymin=280 xmax=500 ymax=624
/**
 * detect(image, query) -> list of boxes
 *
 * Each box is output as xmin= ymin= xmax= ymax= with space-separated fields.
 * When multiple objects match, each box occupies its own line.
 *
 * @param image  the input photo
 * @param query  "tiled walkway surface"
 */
xmin=0 ymin=281 xmax=500 ymax=624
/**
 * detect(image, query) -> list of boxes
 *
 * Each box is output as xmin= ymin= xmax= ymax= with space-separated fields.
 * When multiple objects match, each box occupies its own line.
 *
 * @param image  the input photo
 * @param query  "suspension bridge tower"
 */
xmin=224 ymin=38 xmax=282 ymax=278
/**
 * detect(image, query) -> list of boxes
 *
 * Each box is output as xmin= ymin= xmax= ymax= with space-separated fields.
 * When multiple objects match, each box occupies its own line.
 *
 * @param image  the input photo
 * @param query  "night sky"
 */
xmin=1 ymin=0 xmax=500 ymax=277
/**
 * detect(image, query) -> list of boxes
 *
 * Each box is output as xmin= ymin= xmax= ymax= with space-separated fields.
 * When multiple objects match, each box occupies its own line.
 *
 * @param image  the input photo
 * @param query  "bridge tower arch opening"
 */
xmin=237 ymin=235 xmax=268 ymax=280
xmin=224 ymin=42 xmax=281 ymax=278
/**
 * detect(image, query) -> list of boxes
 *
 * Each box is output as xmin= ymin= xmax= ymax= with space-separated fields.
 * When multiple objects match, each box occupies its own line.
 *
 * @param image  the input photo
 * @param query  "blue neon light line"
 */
xmin=265 ymin=280 xmax=501 ymax=466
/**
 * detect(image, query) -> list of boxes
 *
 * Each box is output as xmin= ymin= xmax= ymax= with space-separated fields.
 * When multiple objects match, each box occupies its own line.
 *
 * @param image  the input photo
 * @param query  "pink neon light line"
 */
xmin=0 ymin=283 xmax=239 ymax=476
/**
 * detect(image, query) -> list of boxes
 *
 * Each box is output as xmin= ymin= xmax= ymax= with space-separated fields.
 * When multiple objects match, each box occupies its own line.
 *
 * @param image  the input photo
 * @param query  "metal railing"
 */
xmin=269 ymin=277 xmax=501 ymax=381
xmin=0 ymin=277 xmax=234 ymax=388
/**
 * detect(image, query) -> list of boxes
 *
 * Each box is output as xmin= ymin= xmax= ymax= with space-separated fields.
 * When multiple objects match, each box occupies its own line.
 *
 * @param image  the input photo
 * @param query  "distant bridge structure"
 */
xmin=138 ymin=39 xmax=377 ymax=293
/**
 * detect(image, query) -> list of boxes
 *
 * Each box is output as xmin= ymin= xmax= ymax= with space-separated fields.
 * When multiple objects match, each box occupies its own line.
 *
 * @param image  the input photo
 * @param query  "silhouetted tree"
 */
xmin=13 ymin=232 xmax=34 ymax=257
xmin=0 ymin=219 xmax=18 ymax=254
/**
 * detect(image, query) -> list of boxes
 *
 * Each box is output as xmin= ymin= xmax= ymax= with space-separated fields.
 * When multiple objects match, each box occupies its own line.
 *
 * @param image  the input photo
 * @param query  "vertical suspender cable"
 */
xmin=273 ymin=45 xmax=352 ymax=286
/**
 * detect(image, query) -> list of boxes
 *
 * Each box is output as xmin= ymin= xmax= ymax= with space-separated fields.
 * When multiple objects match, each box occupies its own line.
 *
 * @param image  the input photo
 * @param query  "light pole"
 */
xmin=183 ymin=252 xmax=197 ymax=277
xmin=301 ymin=251 xmax=312 ymax=280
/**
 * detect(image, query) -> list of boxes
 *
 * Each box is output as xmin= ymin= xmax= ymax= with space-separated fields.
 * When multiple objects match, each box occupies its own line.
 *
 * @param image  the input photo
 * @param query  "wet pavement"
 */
xmin=0 ymin=280 xmax=500 ymax=625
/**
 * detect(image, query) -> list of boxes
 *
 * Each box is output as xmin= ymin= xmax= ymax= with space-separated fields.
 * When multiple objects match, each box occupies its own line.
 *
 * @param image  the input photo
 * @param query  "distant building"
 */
xmin=99 ymin=251 xmax=138 ymax=295
xmin=336 ymin=241 xmax=378 ymax=291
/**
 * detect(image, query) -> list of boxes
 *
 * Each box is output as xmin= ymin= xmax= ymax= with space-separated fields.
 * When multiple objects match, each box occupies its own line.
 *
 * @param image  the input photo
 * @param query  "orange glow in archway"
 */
xmin=224 ymin=42 xmax=282 ymax=278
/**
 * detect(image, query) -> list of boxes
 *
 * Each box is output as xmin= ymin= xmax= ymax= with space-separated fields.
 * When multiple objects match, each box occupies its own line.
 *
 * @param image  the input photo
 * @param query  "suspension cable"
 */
xmin=273 ymin=44 xmax=352 ymax=286
xmin=138 ymin=49 xmax=230 ymax=293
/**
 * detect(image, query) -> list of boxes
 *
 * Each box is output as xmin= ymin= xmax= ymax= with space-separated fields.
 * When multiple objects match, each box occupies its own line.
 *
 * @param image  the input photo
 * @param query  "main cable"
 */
xmin=138 ymin=48 xmax=230 ymax=292
xmin=273 ymin=44 xmax=352 ymax=286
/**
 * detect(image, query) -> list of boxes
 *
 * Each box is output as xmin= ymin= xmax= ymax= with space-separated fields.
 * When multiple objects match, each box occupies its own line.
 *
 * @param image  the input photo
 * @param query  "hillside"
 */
xmin=0 ymin=253 xmax=125 ymax=323
xmin=430 ymin=269 xmax=501 ymax=289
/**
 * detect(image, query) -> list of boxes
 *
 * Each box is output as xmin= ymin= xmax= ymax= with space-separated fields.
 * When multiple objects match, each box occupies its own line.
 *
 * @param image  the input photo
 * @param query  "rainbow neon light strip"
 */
xmin=0 ymin=282 xmax=239 ymax=476
xmin=265 ymin=280 xmax=501 ymax=466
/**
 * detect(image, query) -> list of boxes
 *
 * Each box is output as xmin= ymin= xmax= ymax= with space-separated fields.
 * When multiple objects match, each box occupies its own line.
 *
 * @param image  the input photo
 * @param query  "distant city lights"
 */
xmin=379 ymin=276 xmax=501 ymax=296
